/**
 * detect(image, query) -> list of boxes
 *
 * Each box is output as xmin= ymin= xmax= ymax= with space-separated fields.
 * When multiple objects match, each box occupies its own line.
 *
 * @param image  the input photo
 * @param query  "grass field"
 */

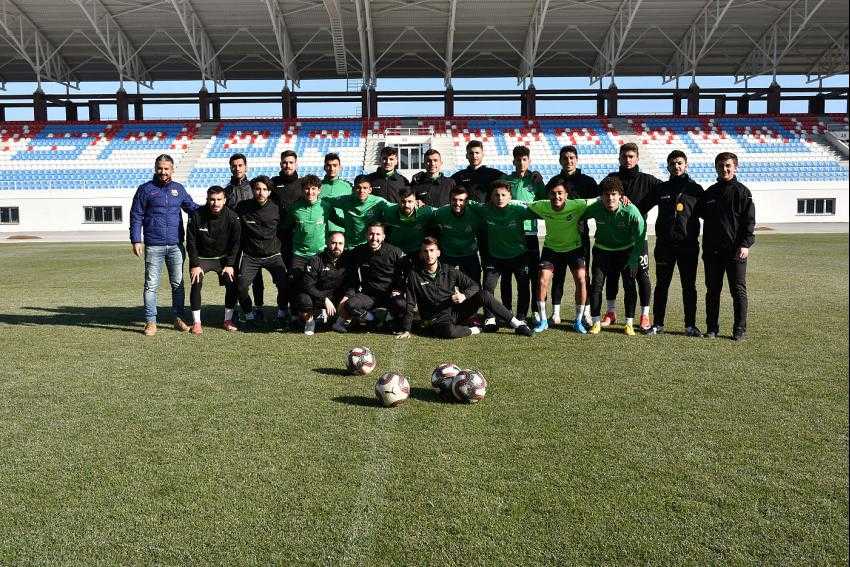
xmin=0 ymin=234 xmax=847 ymax=564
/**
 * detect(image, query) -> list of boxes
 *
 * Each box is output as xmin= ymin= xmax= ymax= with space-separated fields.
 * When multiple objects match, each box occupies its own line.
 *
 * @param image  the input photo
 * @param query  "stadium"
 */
xmin=0 ymin=0 xmax=848 ymax=563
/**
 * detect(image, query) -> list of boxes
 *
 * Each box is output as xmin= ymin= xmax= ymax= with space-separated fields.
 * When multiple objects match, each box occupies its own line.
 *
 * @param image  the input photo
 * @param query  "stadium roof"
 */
xmin=0 ymin=0 xmax=847 ymax=90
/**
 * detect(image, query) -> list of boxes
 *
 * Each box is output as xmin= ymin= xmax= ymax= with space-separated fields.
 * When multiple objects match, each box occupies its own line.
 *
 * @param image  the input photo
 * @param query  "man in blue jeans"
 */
xmin=130 ymin=154 xmax=199 ymax=336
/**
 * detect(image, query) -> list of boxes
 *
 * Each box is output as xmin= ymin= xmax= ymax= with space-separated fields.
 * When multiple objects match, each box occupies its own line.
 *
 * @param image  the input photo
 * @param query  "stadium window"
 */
xmin=84 ymin=206 xmax=122 ymax=224
xmin=397 ymin=145 xmax=423 ymax=170
xmin=796 ymin=198 xmax=836 ymax=216
xmin=0 ymin=206 xmax=19 ymax=225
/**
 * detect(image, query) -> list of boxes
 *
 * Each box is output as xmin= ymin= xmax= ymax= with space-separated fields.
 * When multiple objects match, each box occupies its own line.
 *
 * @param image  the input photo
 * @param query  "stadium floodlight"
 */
xmin=71 ymin=0 xmax=154 ymax=89
xmin=590 ymin=0 xmax=643 ymax=85
xmin=806 ymin=27 xmax=849 ymax=83
xmin=661 ymin=0 xmax=736 ymax=84
xmin=518 ymin=0 xmax=551 ymax=85
xmin=166 ymin=0 xmax=226 ymax=87
xmin=734 ymin=0 xmax=827 ymax=83
xmin=0 ymin=0 xmax=78 ymax=88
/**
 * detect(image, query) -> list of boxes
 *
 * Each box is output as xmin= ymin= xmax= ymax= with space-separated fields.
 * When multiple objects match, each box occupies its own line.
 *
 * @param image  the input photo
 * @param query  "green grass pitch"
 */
xmin=0 ymin=234 xmax=847 ymax=564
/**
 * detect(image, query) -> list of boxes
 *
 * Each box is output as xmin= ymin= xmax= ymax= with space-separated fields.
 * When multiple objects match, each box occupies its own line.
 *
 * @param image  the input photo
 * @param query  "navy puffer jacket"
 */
xmin=130 ymin=178 xmax=199 ymax=246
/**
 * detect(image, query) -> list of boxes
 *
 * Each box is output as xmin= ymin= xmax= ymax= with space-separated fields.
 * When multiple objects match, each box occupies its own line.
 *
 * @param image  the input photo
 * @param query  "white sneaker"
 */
xmin=304 ymin=319 xmax=316 ymax=336
xmin=551 ymin=313 xmax=561 ymax=324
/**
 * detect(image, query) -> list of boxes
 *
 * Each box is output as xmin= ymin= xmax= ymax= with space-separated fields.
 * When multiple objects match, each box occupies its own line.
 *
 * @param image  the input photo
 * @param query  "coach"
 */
xmin=130 ymin=154 xmax=199 ymax=336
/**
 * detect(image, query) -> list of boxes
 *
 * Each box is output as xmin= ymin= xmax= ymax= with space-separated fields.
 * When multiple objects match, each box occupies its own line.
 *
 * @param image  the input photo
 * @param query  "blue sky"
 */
xmin=5 ymin=73 xmax=847 ymax=121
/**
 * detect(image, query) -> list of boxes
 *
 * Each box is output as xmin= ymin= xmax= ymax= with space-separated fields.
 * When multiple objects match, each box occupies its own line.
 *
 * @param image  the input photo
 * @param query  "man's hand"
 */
xmin=451 ymin=286 xmax=466 ymax=304
xmin=395 ymin=331 xmax=411 ymax=340
xmin=132 ymin=243 xmax=143 ymax=257
xmin=621 ymin=195 xmax=632 ymax=206
xmin=190 ymin=266 xmax=204 ymax=284
xmin=222 ymin=266 xmax=235 ymax=282
xmin=324 ymin=297 xmax=337 ymax=317
xmin=737 ymin=247 xmax=749 ymax=260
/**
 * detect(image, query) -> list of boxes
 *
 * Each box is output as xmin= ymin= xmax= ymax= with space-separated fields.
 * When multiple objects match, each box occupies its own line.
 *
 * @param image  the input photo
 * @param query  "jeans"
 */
xmin=144 ymin=244 xmax=186 ymax=323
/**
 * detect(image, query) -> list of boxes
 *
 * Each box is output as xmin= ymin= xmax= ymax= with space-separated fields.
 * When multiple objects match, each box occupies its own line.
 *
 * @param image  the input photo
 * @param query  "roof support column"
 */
xmin=687 ymin=82 xmax=700 ymax=116
xmin=444 ymin=86 xmax=454 ymax=118
xmin=714 ymin=95 xmax=726 ymax=116
xmin=737 ymin=94 xmax=749 ymax=115
xmin=198 ymin=86 xmax=210 ymax=122
xmin=65 ymin=100 xmax=78 ymax=121
xmin=606 ymin=84 xmax=618 ymax=117
xmin=116 ymin=88 xmax=129 ymax=121
xmin=808 ymin=93 xmax=825 ymax=114
xmin=88 ymin=100 xmax=100 ymax=121
xmin=134 ymin=96 xmax=144 ymax=120
xmin=766 ymin=82 xmax=780 ymax=115
xmin=33 ymin=89 xmax=47 ymax=122
xmin=673 ymin=90 xmax=683 ymax=116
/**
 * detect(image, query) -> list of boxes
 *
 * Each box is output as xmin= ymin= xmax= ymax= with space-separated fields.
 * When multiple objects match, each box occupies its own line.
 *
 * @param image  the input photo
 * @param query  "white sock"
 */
xmin=192 ymin=310 xmax=201 ymax=324
xmin=607 ymin=300 xmax=616 ymax=312
xmin=584 ymin=305 xmax=593 ymax=321
xmin=552 ymin=304 xmax=561 ymax=319
xmin=469 ymin=326 xmax=481 ymax=335
xmin=592 ymin=316 xmax=600 ymax=323
xmin=484 ymin=317 xmax=496 ymax=326
xmin=626 ymin=317 xmax=634 ymax=326
xmin=277 ymin=308 xmax=288 ymax=318
xmin=641 ymin=306 xmax=650 ymax=316
xmin=575 ymin=305 xmax=585 ymax=320
xmin=509 ymin=317 xmax=524 ymax=329
xmin=537 ymin=301 xmax=547 ymax=320
xmin=533 ymin=311 xmax=541 ymax=323
xmin=224 ymin=308 xmax=234 ymax=321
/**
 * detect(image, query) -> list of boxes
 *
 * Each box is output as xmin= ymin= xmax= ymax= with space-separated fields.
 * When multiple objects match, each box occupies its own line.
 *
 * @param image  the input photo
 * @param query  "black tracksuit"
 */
xmin=604 ymin=166 xmax=661 ymax=309
xmin=450 ymin=165 xmax=505 ymax=202
xmin=547 ymin=168 xmax=600 ymax=306
xmin=365 ymin=168 xmax=409 ymax=203
xmin=410 ymin=172 xmax=455 ymax=207
xmin=292 ymin=249 xmax=349 ymax=314
xmin=186 ymin=206 xmax=241 ymax=310
xmin=696 ymin=177 xmax=756 ymax=335
xmin=225 ymin=175 xmax=264 ymax=307
xmin=647 ymin=174 xmax=704 ymax=328
xmin=343 ymin=242 xmax=407 ymax=320
xmin=403 ymin=262 xmax=513 ymax=338
xmin=235 ymin=199 xmax=287 ymax=312
xmin=270 ymin=171 xmax=303 ymax=209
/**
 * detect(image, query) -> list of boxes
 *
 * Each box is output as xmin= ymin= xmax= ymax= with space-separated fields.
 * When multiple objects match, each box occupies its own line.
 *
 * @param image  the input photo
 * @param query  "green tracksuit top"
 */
xmin=381 ymin=204 xmax=435 ymax=254
xmin=502 ymin=172 xmax=546 ymax=234
xmin=323 ymin=194 xmax=388 ymax=249
xmin=429 ymin=205 xmax=483 ymax=258
xmin=528 ymin=198 xmax=594 ymax=253
xmin=283 ymin=199 xmax=332 ymax=259
xmin=470 ymin=202 xmax=536 ymax=260
xmin=320 ymin=177 xmax=353 ymax=234
xmin=581 ymin=201 xmax=646 ymax=267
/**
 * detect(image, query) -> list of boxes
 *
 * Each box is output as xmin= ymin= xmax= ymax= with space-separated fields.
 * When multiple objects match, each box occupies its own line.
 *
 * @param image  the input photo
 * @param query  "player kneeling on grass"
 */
xmin=332 ymin=222 xmax=406 ymax=333
xmin=581 ymin=177 xmax=646 ymax=336
xmin=527 ymin=178 xmax=596 ymax=335
xmin=397 ymin=237 xmax=532 ymax=339
xmin=186 ymin=185 xmax=242 ymax=334
xmin=292 ymin=231 xmax=349 ymax=335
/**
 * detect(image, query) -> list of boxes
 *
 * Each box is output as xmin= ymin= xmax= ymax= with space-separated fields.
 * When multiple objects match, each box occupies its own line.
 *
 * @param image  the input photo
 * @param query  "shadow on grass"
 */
xmin=409 ymin=386 xmax=454 ymax=404
xmin=313 ymin=367 xmax=351 ymax=377
xmin=331 ymin=395 xmax=380 ymax=407
xmin=0 ymin=305 xmax=175 ymax=334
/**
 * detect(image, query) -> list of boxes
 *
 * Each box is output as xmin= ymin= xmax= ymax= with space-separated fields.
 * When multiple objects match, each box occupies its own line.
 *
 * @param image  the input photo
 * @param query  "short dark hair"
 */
xmin=398 ymin=187 xmax=416 ymax=200
xmin=301 ymin=174 xmax=321 ymax=189
xmin=512 ymin=145 xmax=530 ymax=159
xmin=715 ymin=151 xmax=739 ymax=166
xmin=450 ymin=185 xmax=468 ymax=197
xmin=353 ymin=174 xmax=371 ymax=187
xmin=667 ymin=150 xmax=688 ymax=163
xmin=600 ymin=176 xmax=624 ymax=195
xmin=280 ymin=149 xmax=298 ymax=160
xmin=250 ymin=175 xmax=273 ymax=190
xmin=324 ymin=152 xmax=341 ymax=164
xmin=490 ymin=179 xmax=511 ymax=193
xmin=559 ymin=145 xmax=579 ymax=159
xmin=466 ymin=140 xmax=483 ymax=152
xmin=155 ymin=153 xmax=174 ymax=165
xmin=207 ymin=185 xmax=226 ymax=197
xmin=327 ymin=231 xmax=345 ymax=242
xmin=619 ymin=142 xmax=639 ymax=156
xmin=424 ymin=148 xmax=441 ymax=159
xmin=421 ymin=236 xmax=440 ymax=249
xmin=229 ymin=153 xmax=247 ymax=165
xmin=366 ymin=221 xmax=385 ymax=232
xmin=546 ymin=176 xmax=568 ymax=192
xmin=380 ymin=146 xmax=398 ymax=158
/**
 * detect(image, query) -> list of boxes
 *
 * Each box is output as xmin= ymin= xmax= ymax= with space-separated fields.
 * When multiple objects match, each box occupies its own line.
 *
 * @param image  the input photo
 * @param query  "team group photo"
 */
xmin=0 ymin=0 xmax=847 ymax=563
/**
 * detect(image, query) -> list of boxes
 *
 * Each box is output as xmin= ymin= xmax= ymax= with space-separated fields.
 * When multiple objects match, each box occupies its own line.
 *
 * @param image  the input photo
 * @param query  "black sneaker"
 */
xmin=645 ymin=324 xmax=664 ymax=336
xmin=243 ymin=318 xmax=260 ymax=332
xmin=253 ymin=308 xmax=266 ymax=322
xmin=483 ymin=322 xmax=499 ymax=333
xmin=685 ymin=326 xmax=702 ymax=337
xmin=732 ymin=330 xmax=747 ymax=342
xmin=703 ymin=331 xmax=718 ymax=339
xmin=514 ymin=324 xmax=533 ymax=337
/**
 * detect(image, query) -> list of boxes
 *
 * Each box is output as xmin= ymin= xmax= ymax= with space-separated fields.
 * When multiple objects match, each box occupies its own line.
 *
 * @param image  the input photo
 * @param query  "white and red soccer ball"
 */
xmin=374 ymin=372 xmax=411 ymax=407
xmin=451 ymin=369 xmax=488 ymax=403
xmin=431 ymin=363 xmax=461 ymax=398
xmin=347 ymin=347 xmax=376 ymax=375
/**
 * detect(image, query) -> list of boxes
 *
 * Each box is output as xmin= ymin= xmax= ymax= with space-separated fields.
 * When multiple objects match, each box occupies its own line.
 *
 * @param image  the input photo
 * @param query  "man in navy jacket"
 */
xmin=130 ymin=154 xmax=199 ymax=336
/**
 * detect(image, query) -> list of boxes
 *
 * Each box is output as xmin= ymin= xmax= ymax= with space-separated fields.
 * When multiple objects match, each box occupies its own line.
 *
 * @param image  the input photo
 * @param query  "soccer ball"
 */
xmin=431 ymin=363 xmax=461 ymax=397
xmin=374 ymin=372 xmax=411 ymax=407
xmin=451 ymin=369 xmax=488 ymax=403
xmin=347 ymin=347 xmax=376 ymax=375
